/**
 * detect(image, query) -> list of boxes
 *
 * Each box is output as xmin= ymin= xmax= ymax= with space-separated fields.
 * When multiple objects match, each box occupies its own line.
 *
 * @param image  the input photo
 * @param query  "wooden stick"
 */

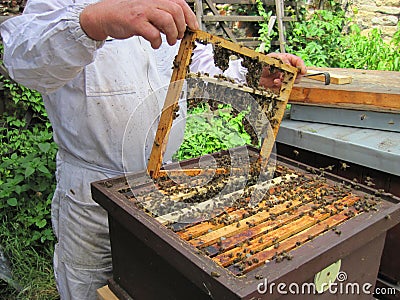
xmin=147 ymin=31 xmax=196 ymax=178
xmin=236 ymin=208 xmax=358 ymax=274
xmin=158 ymin=168 xmax=229 ymax=178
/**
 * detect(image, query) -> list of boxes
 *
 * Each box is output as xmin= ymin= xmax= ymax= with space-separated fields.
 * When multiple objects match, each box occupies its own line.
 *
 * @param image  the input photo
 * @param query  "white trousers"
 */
xmin=51 ymin=152 xmax=121 ymax=299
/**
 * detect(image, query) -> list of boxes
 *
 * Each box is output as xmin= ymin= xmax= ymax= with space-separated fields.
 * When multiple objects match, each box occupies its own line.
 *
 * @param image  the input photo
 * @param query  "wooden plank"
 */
xmin=158 ymin=168 xmax=229 ymax=178
xmin=186 ymin=73 xmax=286 ymax=100
xmin=203 ymin=15 xmax=296 ymax=23
xmin=275 ymin=0 xmax=286 ymax=53
xmin=203 ymin=15 xmax=264 ymax=22
xmin=194 ymin=0 xmax=203 ymax=30
xmin=178 ymin=208 xmax=248 ymax=240
xmin=290 ymin=68 xmax=400 ymax=112
xmin=203 ymin=0 xmax=237 ymax=41
xmin=189 ymin=180 xmax=322 ymax=249
xmin=187 ymin=0 xmax=297 ymax=5
xmin=204 ymin=199 xmax=328 ymax=256
xmin=97 ymin=285 xmax=119 ymax=300
xmin=306 ymin=69 xmax=353 ymax=85
xmin=156 ymin=174 xmax=297 ymax=225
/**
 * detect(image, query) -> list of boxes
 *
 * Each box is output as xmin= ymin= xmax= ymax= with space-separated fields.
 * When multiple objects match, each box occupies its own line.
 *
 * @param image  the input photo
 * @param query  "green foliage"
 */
xmin=255 ymin=0 xmax=276 ymax=53
xmin=1 ymin=50 xmax=58 ymax=297
xmin=283 ymin=6 xmax=400 ymax=71
xmin=174 ymin=104 xmax=252 ymax=160
xmin=3 ymin=79 xmax=47 ymax=118
xmin=286 ymin=9 xmax=347 ymax=67
xmin=337 ymin=25 xmax=400 ymax=71
xmin=0 ymin=77 xmax=57 ymax=247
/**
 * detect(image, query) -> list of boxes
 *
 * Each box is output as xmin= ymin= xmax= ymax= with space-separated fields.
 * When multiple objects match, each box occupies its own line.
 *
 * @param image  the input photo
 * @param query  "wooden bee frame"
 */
xmin=147 ymin=30 xmax=298 ymax=178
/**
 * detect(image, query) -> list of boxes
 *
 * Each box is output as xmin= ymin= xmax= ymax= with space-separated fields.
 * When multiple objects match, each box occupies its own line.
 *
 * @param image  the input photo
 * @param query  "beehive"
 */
xmin=91 ymin=31 xmax=400 ymax=299
xmin=92 ymin=149 xmax=400 ymax=299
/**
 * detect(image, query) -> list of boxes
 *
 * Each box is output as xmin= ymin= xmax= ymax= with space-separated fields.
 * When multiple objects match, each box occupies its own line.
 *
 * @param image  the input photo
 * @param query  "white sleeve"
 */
xmin=190 ymin=43 xmax=247 ymax=83
xmin=223 ymin=57 xmax=248 ymax=84
xmin=190 ymin=43 xmax=222 ymax=77
xmin=0 ymin=2 xmax=104 ymax=94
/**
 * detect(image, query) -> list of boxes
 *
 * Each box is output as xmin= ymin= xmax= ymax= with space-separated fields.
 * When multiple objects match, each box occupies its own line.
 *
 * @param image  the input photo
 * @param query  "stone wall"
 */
xmin=351 ymin=0 xmax=400 ymax=40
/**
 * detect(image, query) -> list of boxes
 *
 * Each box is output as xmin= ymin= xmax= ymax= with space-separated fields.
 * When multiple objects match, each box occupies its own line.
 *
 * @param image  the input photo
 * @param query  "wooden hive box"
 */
xmin=92 ymin=148 xmax=400 ymax=299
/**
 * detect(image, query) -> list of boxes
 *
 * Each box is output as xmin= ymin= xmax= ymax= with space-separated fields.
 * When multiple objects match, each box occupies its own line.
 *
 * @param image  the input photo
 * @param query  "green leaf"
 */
xmin=7 ymin=198 xmax=18 ymax=206
xmin=38 ymin=142 xmax=51 ymax=153
xmin=35 ymin=219 xmax=47 ymax=228
xmin=25 ymin=166 xmax=35 ymax=178
xmin=37 ymin=165 xmax=50 ymax=174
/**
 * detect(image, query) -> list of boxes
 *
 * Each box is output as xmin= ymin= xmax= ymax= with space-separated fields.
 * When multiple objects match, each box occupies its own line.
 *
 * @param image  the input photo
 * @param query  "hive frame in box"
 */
xmin=91 ymin=148 xmax=400 ymax=300
xmin=147 ymin=29 xmax=298 ymax=178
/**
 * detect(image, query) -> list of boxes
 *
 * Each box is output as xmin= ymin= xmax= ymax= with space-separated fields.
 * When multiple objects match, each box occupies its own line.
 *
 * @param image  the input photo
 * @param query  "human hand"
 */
xmin=79 ymin=0 xmax=199 ymax=49
xmin=259 ymin=53 xmax=307 ymax=89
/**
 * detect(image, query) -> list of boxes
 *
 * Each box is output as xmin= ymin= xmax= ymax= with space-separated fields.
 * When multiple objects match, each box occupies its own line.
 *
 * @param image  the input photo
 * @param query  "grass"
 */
xmin=0 ymin=224 xmax=59 ymax=300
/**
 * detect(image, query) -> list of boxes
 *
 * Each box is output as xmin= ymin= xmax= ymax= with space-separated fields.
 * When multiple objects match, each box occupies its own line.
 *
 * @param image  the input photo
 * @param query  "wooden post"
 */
xmin=194 ymin=0 xmax=203 ymax=30
xmin=274 ymin=0 xmax=286 ymax=53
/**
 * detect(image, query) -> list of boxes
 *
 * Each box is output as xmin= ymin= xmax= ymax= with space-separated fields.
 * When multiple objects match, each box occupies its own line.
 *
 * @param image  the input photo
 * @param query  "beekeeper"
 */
xmin=1 ymin=0 xmax=306 ymax=299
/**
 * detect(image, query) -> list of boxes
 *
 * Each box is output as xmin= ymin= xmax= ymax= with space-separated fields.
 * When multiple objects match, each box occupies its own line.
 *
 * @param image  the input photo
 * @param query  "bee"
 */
xmin=211 ymin=271 xmax=221 ymax=278
xmin=340 ymin=162 xmax=350 ymax=170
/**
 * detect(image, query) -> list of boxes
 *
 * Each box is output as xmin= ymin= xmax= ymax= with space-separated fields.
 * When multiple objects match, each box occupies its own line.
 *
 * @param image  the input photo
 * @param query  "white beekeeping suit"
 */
xmin=1 ymin=1 xmax=185 ymax=299
xmin=1 ymin=0 xmax=250 ymax=300
xmin=0 ymin=2 xmax=246 ymax=298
